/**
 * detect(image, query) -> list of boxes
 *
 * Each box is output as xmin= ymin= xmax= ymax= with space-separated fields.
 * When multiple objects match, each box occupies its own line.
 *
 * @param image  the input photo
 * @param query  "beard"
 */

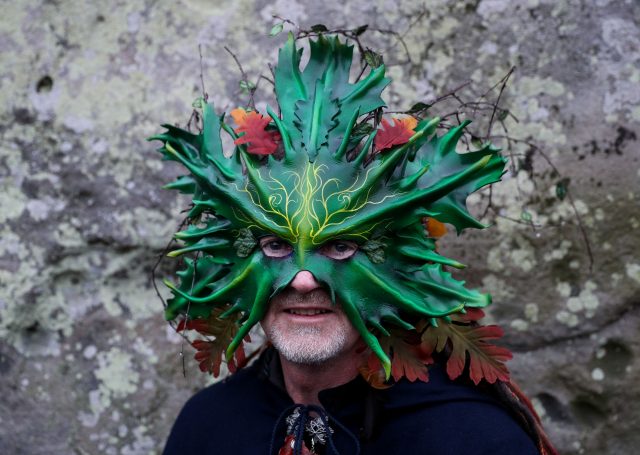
xmin=266 ymin=323 xmax=349 ymax=365
xmin=262 ymin=289 xmax=352 ymax=365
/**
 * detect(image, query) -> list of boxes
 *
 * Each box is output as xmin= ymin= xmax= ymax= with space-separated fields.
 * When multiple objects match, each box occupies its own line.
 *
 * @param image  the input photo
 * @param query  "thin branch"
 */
xmin=198 ymin=44 xmax=208 ymax=101
xmin=485 ymin=66 xmax=515 ymax=141
xmin=224 ymin=45 xmax=256 ymax=109
xmin=490 ymin=135 xmax=595 ymax=272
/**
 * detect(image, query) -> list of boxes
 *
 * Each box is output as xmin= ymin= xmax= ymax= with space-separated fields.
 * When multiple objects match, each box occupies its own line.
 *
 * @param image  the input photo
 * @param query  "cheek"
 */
xmin=333 ymin=309 xmax=361 ymax=343
xmin=259 ymin=302 xmax=278 ymax=332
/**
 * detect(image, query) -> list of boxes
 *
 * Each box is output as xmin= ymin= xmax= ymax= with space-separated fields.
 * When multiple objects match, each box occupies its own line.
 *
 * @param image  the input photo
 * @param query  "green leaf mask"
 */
xmin=150 ymin=34 xmax=506 ymax=378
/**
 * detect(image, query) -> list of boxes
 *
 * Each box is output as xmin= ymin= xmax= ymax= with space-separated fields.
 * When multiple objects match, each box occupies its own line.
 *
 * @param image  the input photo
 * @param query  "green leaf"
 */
xmin=408 ymin=102 xmax=429 ymax=114
xmin=233 ymin=228 xmax=257 ymax=257
xmin=363 ymin=49 xmax=384 ymax=68
xmin=310 ymin=24 xmax=328 ymax=33
xmin=270 ymin=23 xmax=284 ymax=36
xmin=352 ymin=122 xmax=374 ymax=137
xmin=354 ymin=24 xmax=369 ymax=36
xmin=239 ymin=80 xmax=256 ymax=93
xmin=497 ymin=109 xmax=509 ymax=121
xmin=192 ymin=97 xmax=205 ymax=109
xmin=361 ymin=239 xmax=386 ymax=264
xmin=470 ymin=135 xmax=483 ymax=149
xmin=520 ymin=209 xmax=532 ymax=222
xmin=556 ymin=177 xmax=570 ymax=201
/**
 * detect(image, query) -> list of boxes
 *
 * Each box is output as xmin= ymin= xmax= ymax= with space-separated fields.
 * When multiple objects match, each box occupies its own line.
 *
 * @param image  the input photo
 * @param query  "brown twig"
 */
xmin=198 ymin=44 xmax=208 ymax=101
xmin=490 ymin=135 xmax=595 ymax=272
xmin=224 ymin=45 xmax=256 ymax=109
xmin=485 ymin=66 xmax=515 ymax=141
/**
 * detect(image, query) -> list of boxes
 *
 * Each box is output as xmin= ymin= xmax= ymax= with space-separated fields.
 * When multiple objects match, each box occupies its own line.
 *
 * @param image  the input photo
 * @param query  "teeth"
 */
xmin=286 ymin=309 xmax=329 ymax=316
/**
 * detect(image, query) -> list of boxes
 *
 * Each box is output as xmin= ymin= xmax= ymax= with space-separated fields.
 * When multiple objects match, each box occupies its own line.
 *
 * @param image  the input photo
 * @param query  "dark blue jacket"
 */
xmin=164 ymin=349 xmax=538 ymax=454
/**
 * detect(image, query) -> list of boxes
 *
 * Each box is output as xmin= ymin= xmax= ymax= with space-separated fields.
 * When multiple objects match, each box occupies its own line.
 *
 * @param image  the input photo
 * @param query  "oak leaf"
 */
xmin=384 ymin=333 xmax=432 ymax=383
xmin=364 ymin=329 xmax=434 ymax=385
xmin=374 ymin=116 xmax=418 ymax=152
xmin=177 ymin=307 xmax=249 ymax=377
xmin=230 ymin=108 xmax=281 ymax=155
xmin=420 ymin=320 xmax=512 ymax=385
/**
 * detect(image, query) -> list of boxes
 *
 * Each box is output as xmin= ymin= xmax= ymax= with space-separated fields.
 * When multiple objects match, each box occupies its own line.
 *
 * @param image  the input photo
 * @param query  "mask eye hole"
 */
xmin=259 ymin=235 xmax=293 ymax=258
xmin=319 ymin=240 xmax=358 ymax=260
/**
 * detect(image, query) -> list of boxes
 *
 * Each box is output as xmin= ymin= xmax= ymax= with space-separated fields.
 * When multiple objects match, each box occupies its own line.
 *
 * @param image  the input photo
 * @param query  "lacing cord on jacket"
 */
xmin=269 ymin=404 xmax=361 ymax=455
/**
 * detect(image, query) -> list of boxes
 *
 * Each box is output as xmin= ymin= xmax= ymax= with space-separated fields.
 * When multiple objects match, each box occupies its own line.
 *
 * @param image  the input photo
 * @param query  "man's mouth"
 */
xmin=284 ymin=308 xmax=332 ymax=316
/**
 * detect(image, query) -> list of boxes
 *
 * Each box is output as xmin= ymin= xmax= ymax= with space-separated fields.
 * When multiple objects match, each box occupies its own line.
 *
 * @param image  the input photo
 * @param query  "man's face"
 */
xmin=259 ymin=236 xmax=362 ymax=364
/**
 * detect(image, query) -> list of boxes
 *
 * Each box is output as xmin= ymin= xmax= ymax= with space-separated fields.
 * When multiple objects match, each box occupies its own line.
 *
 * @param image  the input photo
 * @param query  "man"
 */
xmin=154 ymin=33 xmax=556 ymax=454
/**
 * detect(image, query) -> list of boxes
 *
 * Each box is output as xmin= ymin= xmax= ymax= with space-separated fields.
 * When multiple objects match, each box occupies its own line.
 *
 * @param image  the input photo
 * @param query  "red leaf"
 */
xmin=462 ymin=325 xmax=512 ymax=385
xmin=450 ymin=307 xmax=485 ymax=323
xmin=177 ymin=306 xmax=248 ymax=377
xmin=381 ymin=330 xmax=433 ymax=383
xmin=373 ymin=116 xmax=418 ymax=152
xmin=420 ymin=320 xmax=512 ymax=385
xmin=231 ymin=108 xmax=281 ymax=155
xmin=391 ymin=342 xmax=432 ymax=383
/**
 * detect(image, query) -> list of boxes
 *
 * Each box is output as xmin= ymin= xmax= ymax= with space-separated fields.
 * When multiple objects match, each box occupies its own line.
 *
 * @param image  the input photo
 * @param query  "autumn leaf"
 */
xmin=386 ymin=337 xmax=432 ymax=383
xmin=424 ymin=217 xmax=448 ymax=238
xmin=230 ymin=108 xmax=281 ymax=155
xmin=450 ymin=307 xmax=485 ymax=323
xmin=373 ymin=116 xmax=418 ymax=152
xmin=177 ymin=307 xmax=249 ymax=377
xmin=420 ymin=320 xmax=512 ymax=385
xmin=359 ymin=353 xmax=392 ymax=389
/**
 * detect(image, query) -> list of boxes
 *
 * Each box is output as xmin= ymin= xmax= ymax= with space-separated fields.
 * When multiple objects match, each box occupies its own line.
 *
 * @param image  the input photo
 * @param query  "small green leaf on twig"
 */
xmin=310 ymin=24 xmax=328 ymax=33
xmin=270 ymin=23 xmax=284 ymax=36
xmin=352 ymin=122 xmax=375 ymax=137
xmin=408 ymin=102 xmax=429 ymax=114
xmin=354 ymin=24 xmax=369 ymax=36
xmin=556 ymin=177 xmax=570 ymax=201
xmin=192 ymin=97 xmax=205 ymax=109
xmin=497 ymin=109 xmax=509 ymax=121
xmin=363 ymin=49 xmax=384 ymax=68
xmin=239 ymin=80 xmax=256 ymax=93
xmin=471 ymin=135 xmax=483 ymax=149
xmin=520 ymin=210 xmax=532 ymax=222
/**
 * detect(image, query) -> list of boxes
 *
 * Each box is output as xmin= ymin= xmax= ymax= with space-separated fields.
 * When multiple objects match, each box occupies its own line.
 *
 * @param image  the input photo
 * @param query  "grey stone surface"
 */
xmin=0 ymin=0 xmax=638 ymax=453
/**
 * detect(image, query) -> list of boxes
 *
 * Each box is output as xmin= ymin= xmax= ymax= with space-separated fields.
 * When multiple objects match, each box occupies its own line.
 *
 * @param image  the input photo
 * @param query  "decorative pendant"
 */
xmin=278 ymin=406 xmax=334 ymax=455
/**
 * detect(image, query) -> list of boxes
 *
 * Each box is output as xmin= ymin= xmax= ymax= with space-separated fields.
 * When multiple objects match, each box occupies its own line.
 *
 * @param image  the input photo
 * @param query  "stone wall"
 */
xmin=1 ymin=0 xmax=638 ymax=453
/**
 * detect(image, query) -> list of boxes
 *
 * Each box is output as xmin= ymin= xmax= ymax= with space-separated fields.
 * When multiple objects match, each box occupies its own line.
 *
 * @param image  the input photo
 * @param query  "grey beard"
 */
xmin=266 ymin=324 xmax=348 ymax=365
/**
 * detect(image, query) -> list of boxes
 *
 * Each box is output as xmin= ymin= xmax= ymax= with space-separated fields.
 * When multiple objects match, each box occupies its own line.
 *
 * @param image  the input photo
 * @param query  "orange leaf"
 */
xmin=424 ymin=217 xmax=448 ymax=238
xmin=381 ymin=329 xmax=433 ymax=383
xmin=230 ymin=108 xmax=281 ymax=155
xmin=374 ymin=115 xmax=418 ymax=152
xmin=420 ymin=320 xmax=512 ymax=385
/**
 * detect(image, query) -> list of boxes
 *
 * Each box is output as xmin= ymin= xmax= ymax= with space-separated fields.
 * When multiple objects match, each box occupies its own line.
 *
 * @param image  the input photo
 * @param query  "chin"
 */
xmin=267 ymin=324 xmax=349 ymax=365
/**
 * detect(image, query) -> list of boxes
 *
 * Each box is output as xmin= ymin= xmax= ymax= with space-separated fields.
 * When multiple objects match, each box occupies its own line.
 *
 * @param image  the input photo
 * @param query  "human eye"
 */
xmin=259 ymin=235 xmax=293 ymax=258
xmin=319 ymin=240 xmax=358 ymax=260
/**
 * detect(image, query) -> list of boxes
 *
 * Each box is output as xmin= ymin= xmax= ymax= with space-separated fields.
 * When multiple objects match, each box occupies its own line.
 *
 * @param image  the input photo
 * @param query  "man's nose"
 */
xmin=289 ymin=270 xmax=321 ymax=293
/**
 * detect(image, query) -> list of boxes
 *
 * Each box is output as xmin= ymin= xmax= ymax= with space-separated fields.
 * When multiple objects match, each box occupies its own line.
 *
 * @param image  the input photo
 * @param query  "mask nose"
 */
xmin=289 ymin=270 xmax=321 ymax=293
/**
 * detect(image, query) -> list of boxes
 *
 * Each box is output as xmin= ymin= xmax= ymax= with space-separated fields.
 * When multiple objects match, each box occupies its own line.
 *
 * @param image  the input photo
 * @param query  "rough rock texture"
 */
xmin=0 ymin=0 xmax=638 ymax=454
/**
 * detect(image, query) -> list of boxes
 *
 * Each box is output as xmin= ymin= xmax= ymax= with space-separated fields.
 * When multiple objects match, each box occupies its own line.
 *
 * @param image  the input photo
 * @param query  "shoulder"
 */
xmin=368 ymin=365 xmax=539 ymax=454
xmin=163 ymin=363 xmax=285 ymax=455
